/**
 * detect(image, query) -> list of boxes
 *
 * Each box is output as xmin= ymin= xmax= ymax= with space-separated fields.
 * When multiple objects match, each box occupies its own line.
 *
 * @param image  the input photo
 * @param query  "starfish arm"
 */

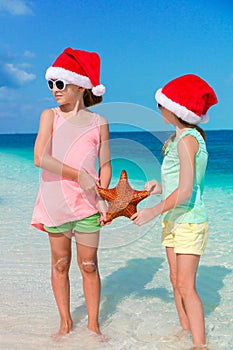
xmin=97 ymin=187 xmax=117 ymax=201
xmin=131 ymin=190 xmax=149 ymax=203
xmin=123 ymin=203 xmax=137 ymax=218
xmin=97 ymin=171 xmax=149 ymax=223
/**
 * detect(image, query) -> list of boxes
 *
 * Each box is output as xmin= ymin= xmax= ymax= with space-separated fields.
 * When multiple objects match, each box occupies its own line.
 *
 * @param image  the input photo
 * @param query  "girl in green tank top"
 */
xmin=131 ymin=74 xmax=218 ymax=349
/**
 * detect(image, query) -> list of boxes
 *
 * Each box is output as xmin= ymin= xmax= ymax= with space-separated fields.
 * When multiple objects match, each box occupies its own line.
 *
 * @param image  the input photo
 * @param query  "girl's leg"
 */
xmin=176 ymin=254 xmax=206 ymax=346
xmin=48 ymin=232 xmax=73 ymax=336
xmin=166 ymin=247 xmax=190 ymax=331
xmin=75 ymin=230 xmax=101 ymax=334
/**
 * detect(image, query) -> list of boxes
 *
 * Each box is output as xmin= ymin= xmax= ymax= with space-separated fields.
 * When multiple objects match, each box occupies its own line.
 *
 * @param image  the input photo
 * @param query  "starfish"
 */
xmin=97 ymin=170 xmax=149 ymax=223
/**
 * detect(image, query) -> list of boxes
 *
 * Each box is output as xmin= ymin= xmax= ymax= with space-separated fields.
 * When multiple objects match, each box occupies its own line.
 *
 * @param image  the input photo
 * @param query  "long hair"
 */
xmin=83 ymin=89 xmax=103 ymax=107
xmin=162 ymin=116 xmax=206 ymax=154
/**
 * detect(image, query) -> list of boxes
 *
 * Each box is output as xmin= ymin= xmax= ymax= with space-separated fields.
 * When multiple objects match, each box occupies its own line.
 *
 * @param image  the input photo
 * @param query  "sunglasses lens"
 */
xmin=55 ymin=80 xmax=65 ymax=90
xmin=47 ymin=80 xmax=66 ymax=91
xmin=48 ymin=80 xmax=54 ymax=90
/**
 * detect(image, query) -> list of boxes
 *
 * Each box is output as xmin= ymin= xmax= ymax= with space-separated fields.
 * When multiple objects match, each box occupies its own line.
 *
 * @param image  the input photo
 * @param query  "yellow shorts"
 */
xmin=162 ymin=221 xmax=208 ymax=255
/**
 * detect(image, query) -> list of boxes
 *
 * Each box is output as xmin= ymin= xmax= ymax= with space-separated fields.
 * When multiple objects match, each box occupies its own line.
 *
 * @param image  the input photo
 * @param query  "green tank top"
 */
xmin=161 ymin=128 xmax=208 ymax=223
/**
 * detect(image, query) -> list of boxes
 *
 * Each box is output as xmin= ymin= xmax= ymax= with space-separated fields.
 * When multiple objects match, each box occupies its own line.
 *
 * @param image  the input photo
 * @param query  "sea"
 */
xmin=0 ymin=130 xmax=233 ymax=350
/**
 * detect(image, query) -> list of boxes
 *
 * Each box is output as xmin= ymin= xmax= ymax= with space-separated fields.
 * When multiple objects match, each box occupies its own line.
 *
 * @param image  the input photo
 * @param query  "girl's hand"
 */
xmin=131 ymin=207 xmax=157 ymax=226
xmin=144 ymin=180 xmax=162 ymax=194
xmin=96 ymin=197 xmax=109 ymax=226
xmin=78 ymin=170 xmax=97 ymax=193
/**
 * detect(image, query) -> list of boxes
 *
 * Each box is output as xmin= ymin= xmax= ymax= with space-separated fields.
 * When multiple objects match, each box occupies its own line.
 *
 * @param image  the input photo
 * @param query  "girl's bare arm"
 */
xmin=34 ymin=109 xmax=79 ymax=180
xmin=98 ymin=117 xmax=112 ymax=188
xmin=131 ymin=135 xmax=199 ymax=225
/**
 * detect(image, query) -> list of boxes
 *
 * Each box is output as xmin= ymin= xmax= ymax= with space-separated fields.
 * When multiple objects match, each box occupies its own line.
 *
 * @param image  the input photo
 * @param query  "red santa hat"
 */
xmin=155 ymin=74 xmax=218 ymax=124
xmin=45 ymin=47 xmax=105 ymax=96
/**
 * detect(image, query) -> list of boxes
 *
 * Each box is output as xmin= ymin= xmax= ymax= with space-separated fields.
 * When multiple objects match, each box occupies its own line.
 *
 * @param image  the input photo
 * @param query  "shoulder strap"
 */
xmin=93 ymin=112 xmax=101 ymax=125
xmin=177 ymin=128 xmax=204 ymax=144
xmin=51 ymin=107 xmax=58 ymax=116
xmin=50 ymin=107 xmax=60 ymax=131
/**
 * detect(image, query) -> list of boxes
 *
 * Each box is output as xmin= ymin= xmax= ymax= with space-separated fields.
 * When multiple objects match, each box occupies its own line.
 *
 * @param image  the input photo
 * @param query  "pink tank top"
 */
xmin=31 ymin=108 xmax=101 ymax=232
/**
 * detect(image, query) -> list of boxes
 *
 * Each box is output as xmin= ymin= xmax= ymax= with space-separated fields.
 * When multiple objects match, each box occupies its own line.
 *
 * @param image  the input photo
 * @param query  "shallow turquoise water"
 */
xmin=0 ymin=131 xmax=232 ymax=350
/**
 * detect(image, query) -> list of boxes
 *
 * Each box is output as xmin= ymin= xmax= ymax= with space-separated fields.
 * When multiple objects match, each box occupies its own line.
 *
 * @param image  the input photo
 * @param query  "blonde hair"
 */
xmin=162 ymin=117 xmax=206 ymax=154
xmin=83 ymin=89 xmax=103 ymax=107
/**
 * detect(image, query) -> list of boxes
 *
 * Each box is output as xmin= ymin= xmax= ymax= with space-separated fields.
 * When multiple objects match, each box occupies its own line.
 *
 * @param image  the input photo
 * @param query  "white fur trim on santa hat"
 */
xmin=155 ymin=89 xmax=209 ymax=124
xmin=45 ymin=66 xmax=93 ymax=89
xmin=45 ymin=66 xmax=106 ymax=96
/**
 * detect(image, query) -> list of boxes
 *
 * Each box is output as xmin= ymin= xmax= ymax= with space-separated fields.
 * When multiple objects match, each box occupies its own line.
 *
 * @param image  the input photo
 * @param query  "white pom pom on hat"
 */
xmin=92 ymin=84 xmax=106 ymax=96
xmin=45 ymin=47 xmax=106 ymax=96
xmin=155 ymin=74 xmax=218 ymax=124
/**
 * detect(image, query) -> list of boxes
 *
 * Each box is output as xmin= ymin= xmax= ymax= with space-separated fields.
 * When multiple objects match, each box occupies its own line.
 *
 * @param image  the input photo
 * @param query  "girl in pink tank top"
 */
xmin=31 ymin=48 xmax=111 ymax=339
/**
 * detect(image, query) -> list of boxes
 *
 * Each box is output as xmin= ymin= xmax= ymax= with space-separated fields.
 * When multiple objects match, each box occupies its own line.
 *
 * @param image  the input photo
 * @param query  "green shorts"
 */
xmin=44 ymin=213 xmax=101 ymax=233
xmin=162 ymin=220 xmax=208 ymax=255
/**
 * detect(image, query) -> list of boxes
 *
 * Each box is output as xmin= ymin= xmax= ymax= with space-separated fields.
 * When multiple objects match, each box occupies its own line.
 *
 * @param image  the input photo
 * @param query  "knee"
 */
xmin=79 ymin=258 xmax=97 ymax=274
xmin=176 ymin=280 xmax=190 ymax=298
xmin=53 ymin=256 xmax=70 ymax=275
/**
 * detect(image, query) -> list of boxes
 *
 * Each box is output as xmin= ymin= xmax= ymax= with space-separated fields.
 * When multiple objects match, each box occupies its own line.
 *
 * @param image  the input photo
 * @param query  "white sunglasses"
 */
xmin=47 ymin=79 xmax=68 ymax=91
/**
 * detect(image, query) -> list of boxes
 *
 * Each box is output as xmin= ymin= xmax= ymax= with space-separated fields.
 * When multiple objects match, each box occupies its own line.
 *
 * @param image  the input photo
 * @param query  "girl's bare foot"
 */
xmin=52 ymin=320 xmax=73 ymax=341
xmin=87 ymin=327 xmax=110 ymax=342
xmin=88 ymin=324 xmax=101 ymax=335
xmin=175 ymin=328 xmax=191 ymax=340
xmin=159 ymin=328 xmax=191 ymax=343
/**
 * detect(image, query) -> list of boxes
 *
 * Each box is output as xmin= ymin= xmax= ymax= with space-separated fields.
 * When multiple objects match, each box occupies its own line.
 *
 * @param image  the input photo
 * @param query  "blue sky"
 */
xmin=0 ymin=0 xmax=232 ymax=133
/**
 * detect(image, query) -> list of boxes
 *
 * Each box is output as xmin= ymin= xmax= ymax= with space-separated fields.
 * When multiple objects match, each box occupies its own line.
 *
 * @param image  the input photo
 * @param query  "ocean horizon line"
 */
xmin=0 ymin=128 xmax=232 ymax=136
